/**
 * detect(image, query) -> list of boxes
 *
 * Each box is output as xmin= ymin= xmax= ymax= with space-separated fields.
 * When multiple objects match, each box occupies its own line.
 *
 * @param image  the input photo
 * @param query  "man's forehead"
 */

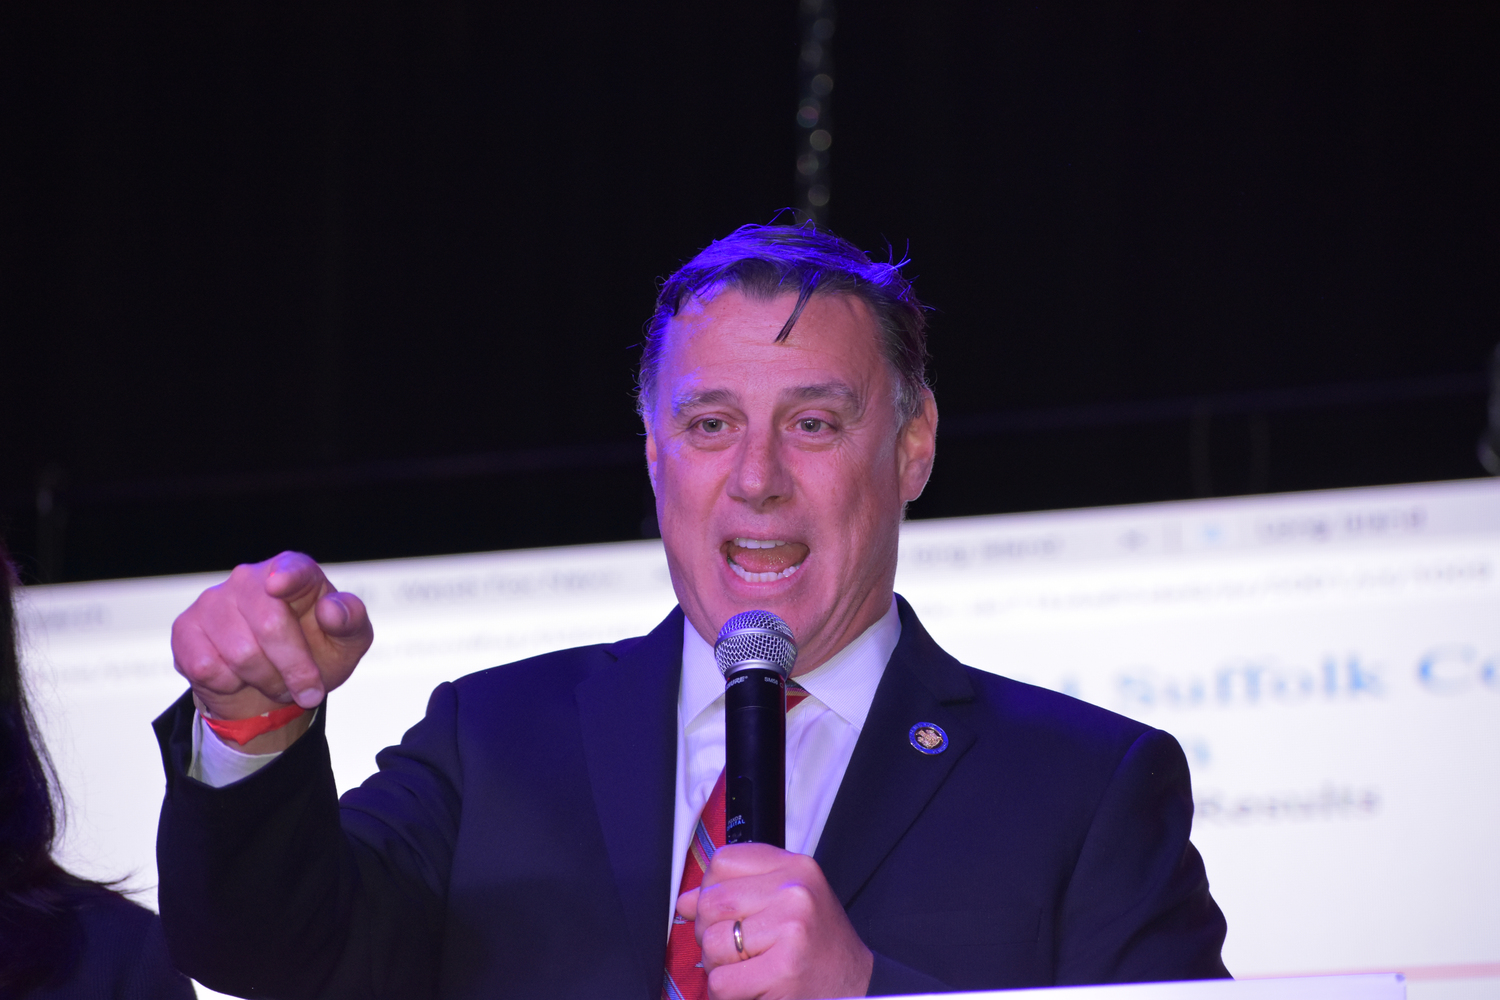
xmin=662 ymin=289 xmax=881 ymax=360
xmin=650 ymin=288 xmax=890 ymax=416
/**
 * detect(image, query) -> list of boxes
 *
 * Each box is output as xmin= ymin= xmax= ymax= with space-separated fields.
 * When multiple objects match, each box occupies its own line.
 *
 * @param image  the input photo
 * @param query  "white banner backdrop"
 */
xmin=16 ymin=478 xmax=1499 ymax=999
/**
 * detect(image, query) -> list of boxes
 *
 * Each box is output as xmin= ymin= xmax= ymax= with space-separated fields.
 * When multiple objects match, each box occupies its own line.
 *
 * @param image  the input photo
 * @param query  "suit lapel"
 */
xmin=815 ymin=596 xmax=977 ymax=908
xmin=575 ymin=607 xmax=684 ymax=999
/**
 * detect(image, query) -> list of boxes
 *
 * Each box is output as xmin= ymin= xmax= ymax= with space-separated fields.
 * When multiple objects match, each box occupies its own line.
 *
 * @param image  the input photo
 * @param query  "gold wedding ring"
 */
xmin=733 ymin=919 xmax=746 ymax=958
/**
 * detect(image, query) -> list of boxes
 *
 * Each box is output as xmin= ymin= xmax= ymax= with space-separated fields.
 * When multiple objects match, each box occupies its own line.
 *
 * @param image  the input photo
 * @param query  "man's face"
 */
xmin=644 ymin=287 xmax=937 ymax=674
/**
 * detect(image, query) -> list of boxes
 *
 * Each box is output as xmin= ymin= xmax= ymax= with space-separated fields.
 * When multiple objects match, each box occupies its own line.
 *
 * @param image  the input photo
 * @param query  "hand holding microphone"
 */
xmin=674 ymin=610 xmax=875 ymax=1000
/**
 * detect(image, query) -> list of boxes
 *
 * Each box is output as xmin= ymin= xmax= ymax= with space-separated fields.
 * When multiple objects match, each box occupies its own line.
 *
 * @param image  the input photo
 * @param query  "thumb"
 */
xmin=315 ymin=591 xmax=372 ymax=644
xmin=676 ymin=887 xmax=700 ymax=922
xmin=263 ymin=551 xmax=329 ymax=616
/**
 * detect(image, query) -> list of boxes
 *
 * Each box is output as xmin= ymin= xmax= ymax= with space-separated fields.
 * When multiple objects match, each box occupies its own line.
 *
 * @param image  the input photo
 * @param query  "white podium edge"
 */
xmin=886 ymin=973 xmax=1405 ymax=1000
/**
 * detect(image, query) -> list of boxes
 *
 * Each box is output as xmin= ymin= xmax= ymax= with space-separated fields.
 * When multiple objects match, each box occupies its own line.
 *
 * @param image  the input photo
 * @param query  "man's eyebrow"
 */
xmin=671 ymin=387 xmax=737 ymax=416
xmin=784 ymin=381 xmax=862 ymax=407
xmin=670 ymin=381 xmax=862 ymax=416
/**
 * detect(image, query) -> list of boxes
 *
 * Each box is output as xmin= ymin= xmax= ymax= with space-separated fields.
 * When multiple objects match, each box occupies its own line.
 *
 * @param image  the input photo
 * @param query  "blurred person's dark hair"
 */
xmin=0 ymin=540 xmax=193 ymax=997
xmin=0 ymin=539 xmax=98 ymax=991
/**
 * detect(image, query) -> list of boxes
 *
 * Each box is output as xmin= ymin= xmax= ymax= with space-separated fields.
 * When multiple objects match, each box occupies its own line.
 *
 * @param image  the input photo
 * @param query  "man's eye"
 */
xmin=798 ymin=418 xmax=826 ymax=433
xmin=699 ymin=418 xmax=725 ymax=433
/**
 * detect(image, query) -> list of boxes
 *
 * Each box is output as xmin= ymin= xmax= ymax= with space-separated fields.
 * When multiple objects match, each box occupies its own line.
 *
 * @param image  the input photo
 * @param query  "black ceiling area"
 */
xmin=2 ymin=1 xmax=1496 ymax=584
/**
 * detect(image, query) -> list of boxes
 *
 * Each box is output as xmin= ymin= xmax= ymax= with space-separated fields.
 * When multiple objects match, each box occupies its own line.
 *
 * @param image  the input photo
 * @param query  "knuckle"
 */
xmin=180 ymin=661 xmax=235 ymax=695
xmin=175 ymin=654 xmax=212 ymax=680
xmin=696 ymin=884 xmax=722 ymax=914
xmin=220 ymin=634 xmax=262 ymax=667
xmin=782 ymin=879 xmax=815 ymax=904
xmin=781 ymin=882 xmax=817 ymax=918
xmin=786 ymin=854 xmax=818 ymax=877
xmin=705 ymin=892 xmax=737 ymax=921
xmin=194 ymin=673 xmax=241 ymax=697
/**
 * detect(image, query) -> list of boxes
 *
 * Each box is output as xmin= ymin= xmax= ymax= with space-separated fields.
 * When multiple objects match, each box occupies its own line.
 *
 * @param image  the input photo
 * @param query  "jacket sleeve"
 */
xmin=154 ymin=684 xmax=464 ymax=1000
xmin=1054 ymin=727 xmax=1231 ymax=984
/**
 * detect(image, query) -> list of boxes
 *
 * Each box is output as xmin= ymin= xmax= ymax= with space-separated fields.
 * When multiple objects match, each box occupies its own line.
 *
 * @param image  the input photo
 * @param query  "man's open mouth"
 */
xmin=723 ymin=538 xmax=810 ymax=583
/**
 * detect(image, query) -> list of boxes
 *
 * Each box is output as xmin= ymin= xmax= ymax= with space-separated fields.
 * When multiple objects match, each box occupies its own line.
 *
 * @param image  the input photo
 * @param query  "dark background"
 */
xmin=3 ymin=1 xmax=1496 ymax=585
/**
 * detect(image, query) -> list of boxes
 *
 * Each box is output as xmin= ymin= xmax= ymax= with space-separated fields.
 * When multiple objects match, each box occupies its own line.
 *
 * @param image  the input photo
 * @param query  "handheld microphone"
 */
xmin=714 ymin=610 xmax=798 ymax=847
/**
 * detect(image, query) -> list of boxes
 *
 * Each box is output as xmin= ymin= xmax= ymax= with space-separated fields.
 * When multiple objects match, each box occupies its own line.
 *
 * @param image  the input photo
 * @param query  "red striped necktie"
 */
xmin=662 ymin=684 xmax=810 ymax=1000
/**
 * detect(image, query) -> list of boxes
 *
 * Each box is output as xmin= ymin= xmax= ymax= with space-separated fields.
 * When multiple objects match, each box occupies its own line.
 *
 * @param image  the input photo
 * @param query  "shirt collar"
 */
xmin=681 ymin=621 xmax=725 ymax=728
xmin=680 ymin=596 xmax=902 ymax=733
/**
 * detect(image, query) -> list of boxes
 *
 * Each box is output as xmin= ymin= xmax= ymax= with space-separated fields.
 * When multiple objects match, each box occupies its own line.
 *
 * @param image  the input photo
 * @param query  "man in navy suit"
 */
xmin=155 ymin=224 xmax=1229 ymax=999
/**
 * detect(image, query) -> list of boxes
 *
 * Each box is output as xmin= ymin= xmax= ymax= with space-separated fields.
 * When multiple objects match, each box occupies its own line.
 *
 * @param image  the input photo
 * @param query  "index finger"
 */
xmin=695 ymin=846 xmax=821 ymax=928
xmin=700 ymin=843 xmax=796 ymax=885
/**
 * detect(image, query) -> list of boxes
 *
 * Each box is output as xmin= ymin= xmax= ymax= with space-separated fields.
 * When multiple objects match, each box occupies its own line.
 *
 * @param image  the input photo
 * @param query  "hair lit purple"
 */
xmin=637 ymin=223 xmax=931 ymax=421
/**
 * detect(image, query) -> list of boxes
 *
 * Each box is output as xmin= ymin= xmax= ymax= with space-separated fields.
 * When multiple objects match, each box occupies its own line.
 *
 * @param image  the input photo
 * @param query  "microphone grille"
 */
xmin=714 ymin=610 xmax=798 ymax=678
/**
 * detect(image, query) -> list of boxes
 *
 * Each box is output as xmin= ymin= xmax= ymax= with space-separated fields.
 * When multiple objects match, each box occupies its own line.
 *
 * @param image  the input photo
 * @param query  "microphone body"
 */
xmin=715 ymin=611 xmax=799 ymax=848
xmin=724 ymin=664 xmax=787 ymax=846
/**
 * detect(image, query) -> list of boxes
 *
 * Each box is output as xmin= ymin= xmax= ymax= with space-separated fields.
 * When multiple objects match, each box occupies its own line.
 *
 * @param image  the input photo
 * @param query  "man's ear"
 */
xmin=896 ymin=391 xmax=938 ymax=504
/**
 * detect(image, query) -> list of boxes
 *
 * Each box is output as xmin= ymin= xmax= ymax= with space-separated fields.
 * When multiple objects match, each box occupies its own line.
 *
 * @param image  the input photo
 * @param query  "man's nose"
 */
xmin=728 ymin=426 xmax=791 ymax=509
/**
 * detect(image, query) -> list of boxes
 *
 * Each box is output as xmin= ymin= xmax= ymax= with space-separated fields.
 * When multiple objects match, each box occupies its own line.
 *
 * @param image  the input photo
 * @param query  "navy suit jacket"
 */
xmin=154 ymin=598 xmax=1228 ymax=999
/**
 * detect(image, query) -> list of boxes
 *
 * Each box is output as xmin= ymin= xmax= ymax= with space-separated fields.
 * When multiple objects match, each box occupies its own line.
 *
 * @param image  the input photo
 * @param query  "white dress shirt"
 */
xmin=191 ymin=597 xmax=903 ymax=935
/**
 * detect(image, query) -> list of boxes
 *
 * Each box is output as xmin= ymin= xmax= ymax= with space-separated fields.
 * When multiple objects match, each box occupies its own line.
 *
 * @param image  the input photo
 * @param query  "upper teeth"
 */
xmin=734 ymin=538 xmax=786 ymax=549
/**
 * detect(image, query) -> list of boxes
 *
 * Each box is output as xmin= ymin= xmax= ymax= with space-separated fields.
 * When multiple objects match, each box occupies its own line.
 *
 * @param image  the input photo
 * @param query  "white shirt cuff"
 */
xmin=189 ymin=707 xmax=317 ymax=787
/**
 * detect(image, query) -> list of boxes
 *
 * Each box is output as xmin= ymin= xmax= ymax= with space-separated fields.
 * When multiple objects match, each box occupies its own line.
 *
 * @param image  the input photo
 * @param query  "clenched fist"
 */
xmin=171 ymin=551 xmax=373 ymax=752
xmin=677 ymin=843 xmax=873 ymax=1000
